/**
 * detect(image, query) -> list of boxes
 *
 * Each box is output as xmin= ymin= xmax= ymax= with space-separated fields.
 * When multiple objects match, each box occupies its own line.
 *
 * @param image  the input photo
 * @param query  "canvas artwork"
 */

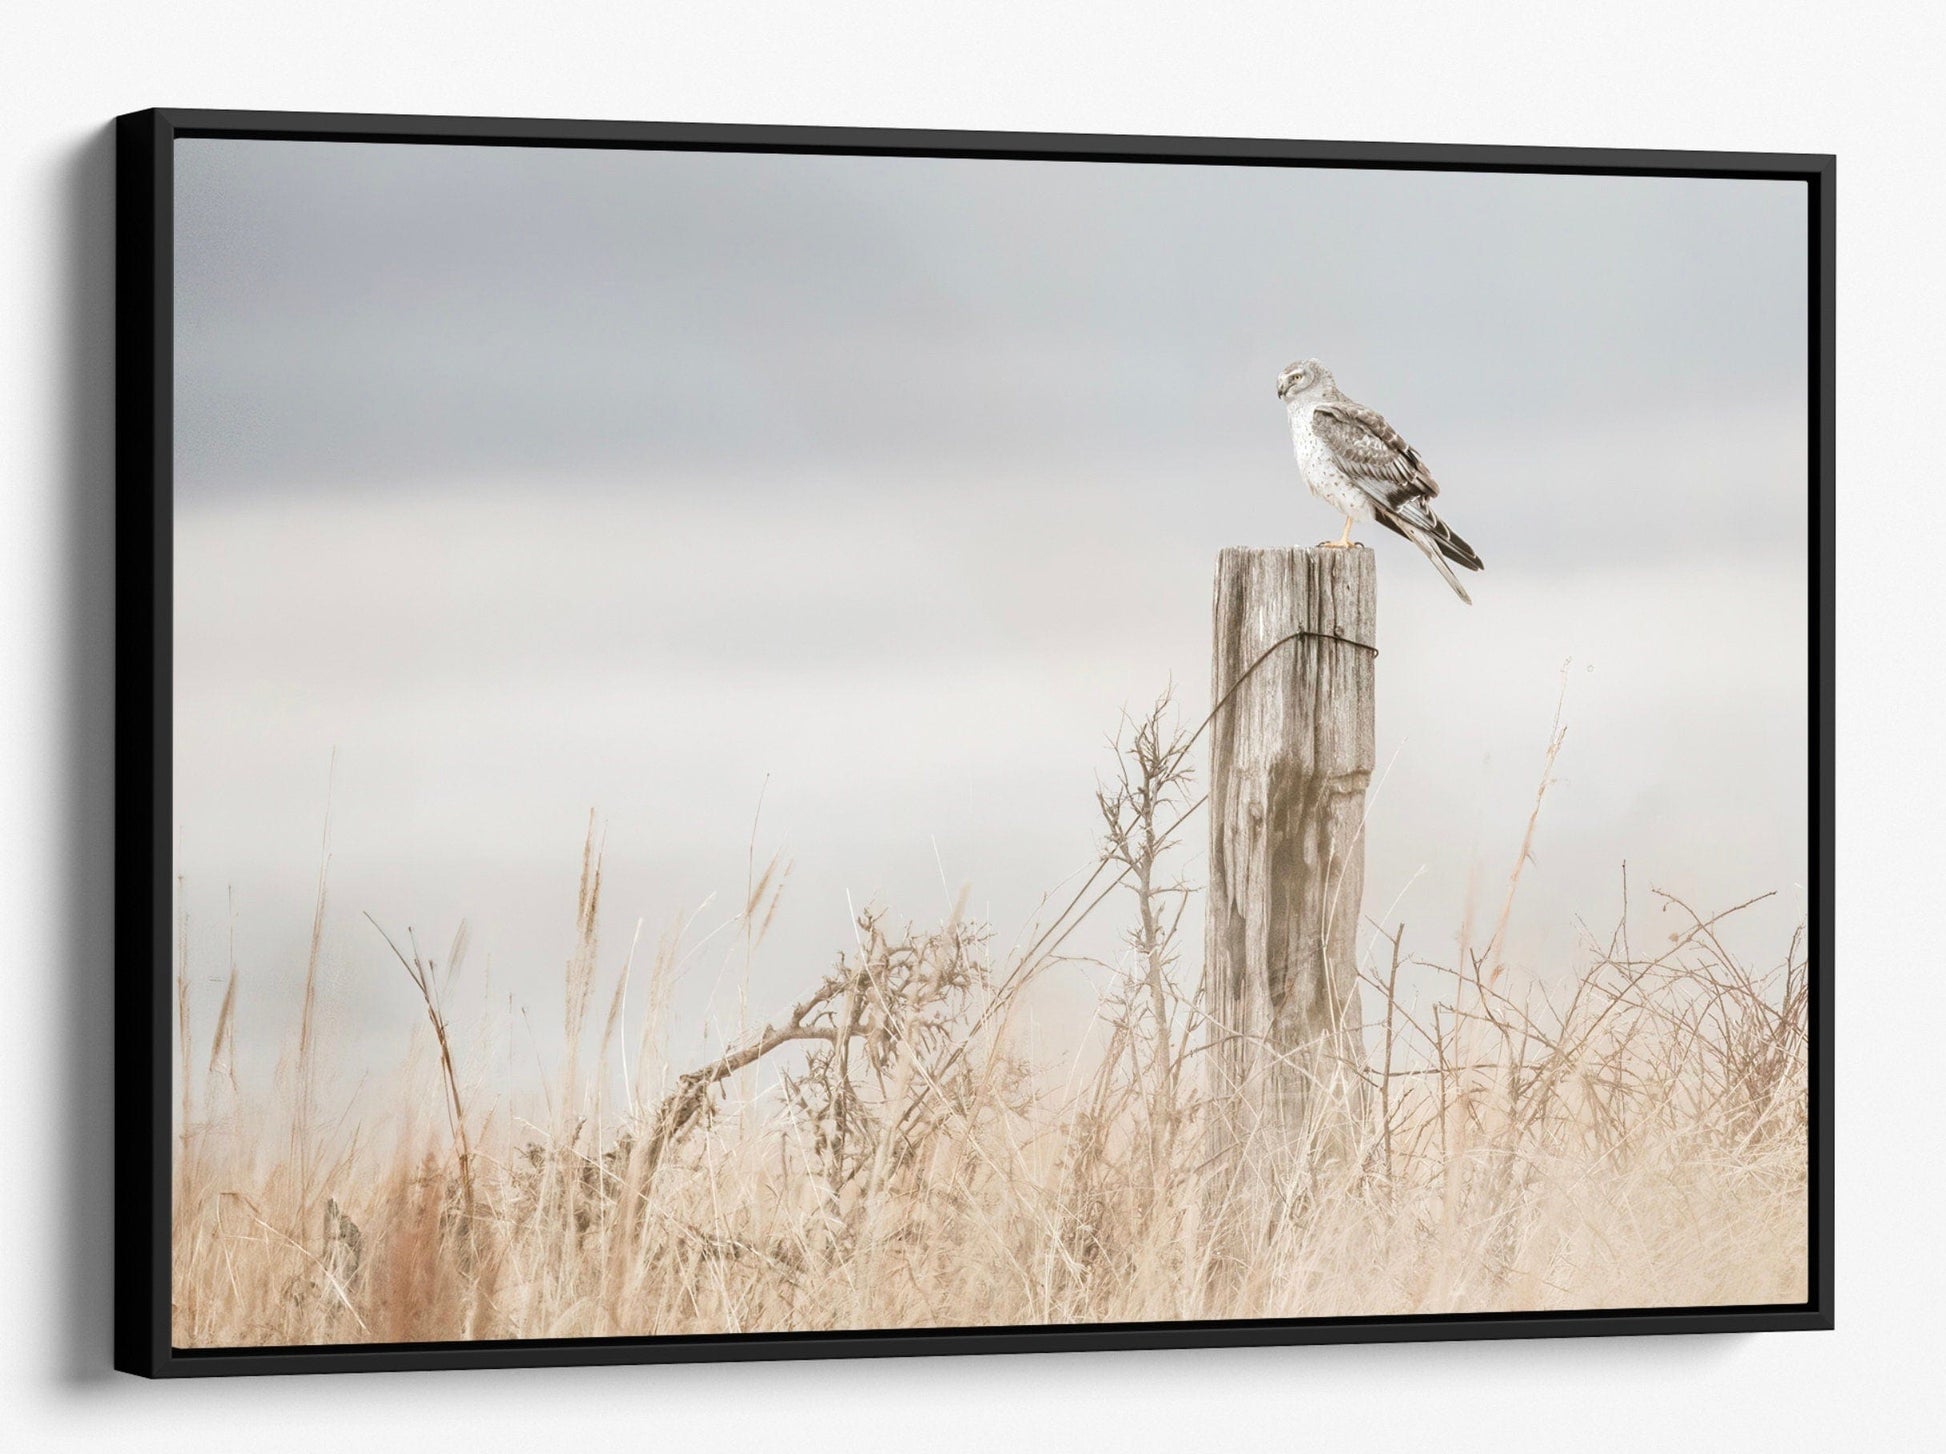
xmin=127 ymin=116 xmax=1828 ymax=1370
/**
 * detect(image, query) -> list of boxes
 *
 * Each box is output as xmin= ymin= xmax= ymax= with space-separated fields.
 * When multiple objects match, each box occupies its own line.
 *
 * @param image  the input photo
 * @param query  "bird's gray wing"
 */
xmin=1310 ymin=399 xmax=1441 ymax=505
xmin=1313 ymin=399 xmax=1483 ymax=589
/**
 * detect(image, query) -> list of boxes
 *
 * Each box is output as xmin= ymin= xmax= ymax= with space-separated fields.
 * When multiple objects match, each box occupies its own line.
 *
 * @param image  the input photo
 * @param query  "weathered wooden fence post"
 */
xmin=1204 ymin=545 xmax=1376 ymax=1222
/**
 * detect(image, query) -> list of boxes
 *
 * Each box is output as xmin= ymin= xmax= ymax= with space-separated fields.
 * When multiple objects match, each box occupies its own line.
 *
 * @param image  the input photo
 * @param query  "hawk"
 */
xmin=1277 ymin=358 xmax=1483 ymax=603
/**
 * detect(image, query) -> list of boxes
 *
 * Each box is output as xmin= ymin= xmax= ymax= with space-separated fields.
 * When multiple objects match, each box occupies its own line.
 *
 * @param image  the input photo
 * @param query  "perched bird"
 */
xmin=1277 ymin=358 xmax=1483 ymax=603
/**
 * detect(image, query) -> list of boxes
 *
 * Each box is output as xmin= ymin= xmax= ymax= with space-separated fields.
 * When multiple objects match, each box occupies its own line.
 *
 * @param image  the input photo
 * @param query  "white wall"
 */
xmin=0 ymin=3 xmax=1930 ymax=1448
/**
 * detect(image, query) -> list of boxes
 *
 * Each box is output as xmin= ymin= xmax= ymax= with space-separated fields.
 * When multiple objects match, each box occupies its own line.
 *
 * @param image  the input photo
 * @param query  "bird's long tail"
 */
xmin=1377 ymin=505 xmax=1483 ymax=604
xmin=1409 ymin=527 xmax=1472 ymax=604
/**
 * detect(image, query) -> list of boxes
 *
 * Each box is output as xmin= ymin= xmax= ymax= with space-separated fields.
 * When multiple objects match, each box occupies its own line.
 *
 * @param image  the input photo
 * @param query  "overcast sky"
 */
xmin=171 ymin=139 xmax=1810 ymax=1112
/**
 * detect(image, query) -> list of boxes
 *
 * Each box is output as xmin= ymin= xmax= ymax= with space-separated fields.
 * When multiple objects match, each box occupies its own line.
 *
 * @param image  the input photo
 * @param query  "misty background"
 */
xmin=171 ymin=139 xmax=1809 ymax=1110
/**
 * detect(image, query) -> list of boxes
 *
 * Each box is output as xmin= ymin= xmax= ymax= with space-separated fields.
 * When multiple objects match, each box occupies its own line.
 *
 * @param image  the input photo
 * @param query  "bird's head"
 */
xmin=1276 ymin=358 xmax=1333 ymax=403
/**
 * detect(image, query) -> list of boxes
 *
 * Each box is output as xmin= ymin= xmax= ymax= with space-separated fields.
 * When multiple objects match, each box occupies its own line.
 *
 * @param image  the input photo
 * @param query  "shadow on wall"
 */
xmin=56 ymin=122 xmax=117 ymax=1385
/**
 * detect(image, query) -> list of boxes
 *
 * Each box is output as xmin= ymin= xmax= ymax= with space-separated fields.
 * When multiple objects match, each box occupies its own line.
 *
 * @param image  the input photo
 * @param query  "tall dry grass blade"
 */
xmin=1479 ymin=667 xmax=1569 ymax=990
xmin=562 ymin=811 xmax=604 ymax=1135
xmin=292 ymin=753 xmax=336 ymax=1210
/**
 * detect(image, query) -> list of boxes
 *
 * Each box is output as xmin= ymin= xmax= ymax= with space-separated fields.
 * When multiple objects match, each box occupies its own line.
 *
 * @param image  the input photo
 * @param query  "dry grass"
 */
xmin=169 ymin=695 xmax=1808 ymax=1348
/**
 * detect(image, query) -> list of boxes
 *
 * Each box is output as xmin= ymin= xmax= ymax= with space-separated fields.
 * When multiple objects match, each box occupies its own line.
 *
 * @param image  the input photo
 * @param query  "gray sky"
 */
xmin=171 ymin=139 xmax=1810 ymax=1111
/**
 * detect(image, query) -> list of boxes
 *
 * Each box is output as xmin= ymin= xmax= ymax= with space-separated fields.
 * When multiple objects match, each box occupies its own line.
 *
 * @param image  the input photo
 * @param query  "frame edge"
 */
xmin=113 ymin=105 xmax=173 ymax=1378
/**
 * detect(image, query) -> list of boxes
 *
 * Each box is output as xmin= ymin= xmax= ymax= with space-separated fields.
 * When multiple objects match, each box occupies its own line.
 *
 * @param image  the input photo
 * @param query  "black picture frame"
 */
xmin=114 ymin=106 xmax=1835 ymax=1378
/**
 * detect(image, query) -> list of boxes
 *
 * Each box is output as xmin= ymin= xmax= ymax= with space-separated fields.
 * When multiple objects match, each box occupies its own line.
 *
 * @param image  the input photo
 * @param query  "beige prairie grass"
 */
xmin=168 ymin=700 xmax=1807 ymax=1347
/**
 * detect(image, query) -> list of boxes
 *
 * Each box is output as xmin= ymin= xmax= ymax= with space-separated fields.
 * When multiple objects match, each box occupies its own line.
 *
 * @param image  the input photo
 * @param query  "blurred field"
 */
xmin=169 ymin=698 xmax=1807 ymax=1348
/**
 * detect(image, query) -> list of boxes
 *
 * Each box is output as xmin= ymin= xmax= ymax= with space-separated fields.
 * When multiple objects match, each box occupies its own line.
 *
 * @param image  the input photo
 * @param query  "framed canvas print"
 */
xmin=114 ymin=109 xmax=1833 ymax=1377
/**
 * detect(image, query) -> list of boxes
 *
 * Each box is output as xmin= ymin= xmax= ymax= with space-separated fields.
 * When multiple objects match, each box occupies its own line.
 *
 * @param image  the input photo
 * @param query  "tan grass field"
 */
xmin=168 ymin=697 xmax=1808 ymax=1348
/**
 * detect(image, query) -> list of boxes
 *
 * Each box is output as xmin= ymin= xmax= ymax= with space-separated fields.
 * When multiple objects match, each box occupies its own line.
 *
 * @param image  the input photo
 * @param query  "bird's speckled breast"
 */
xmin=1288 ymin=401 xmax=1374 ymax=520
